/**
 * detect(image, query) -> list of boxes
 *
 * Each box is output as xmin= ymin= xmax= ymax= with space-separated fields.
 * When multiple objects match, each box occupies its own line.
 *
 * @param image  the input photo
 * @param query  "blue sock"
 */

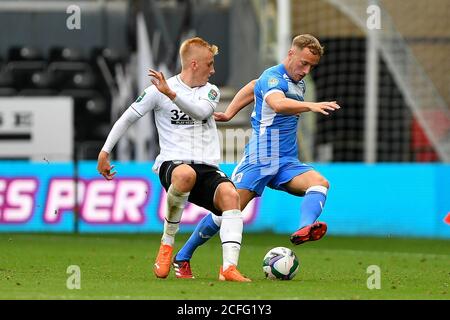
xmin=175 ymin=213 xmax=220 ymax=261
xmin=299 ymin=186 xmax=327 ymax=229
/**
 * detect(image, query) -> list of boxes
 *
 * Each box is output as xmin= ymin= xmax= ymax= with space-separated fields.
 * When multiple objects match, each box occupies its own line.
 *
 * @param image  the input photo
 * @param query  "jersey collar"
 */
xmin=279 ymin=64 xmax=298 ymax=84
xmin=176 ymin=74 xmax=194 ymax=91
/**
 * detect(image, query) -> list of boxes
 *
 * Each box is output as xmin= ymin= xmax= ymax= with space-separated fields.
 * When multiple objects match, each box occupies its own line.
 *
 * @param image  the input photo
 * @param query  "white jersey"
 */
xmin=130 ymin=75 xmax=221 ymax=173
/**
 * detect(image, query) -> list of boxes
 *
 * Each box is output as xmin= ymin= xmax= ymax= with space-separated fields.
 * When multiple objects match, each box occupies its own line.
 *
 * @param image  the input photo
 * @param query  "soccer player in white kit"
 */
xmin=97 ymin=37 xmax=250 ymax=282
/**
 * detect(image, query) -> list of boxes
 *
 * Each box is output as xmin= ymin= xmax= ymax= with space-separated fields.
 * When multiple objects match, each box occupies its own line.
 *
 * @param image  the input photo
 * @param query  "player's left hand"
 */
xmin=308 ymin=101 xmax=341 ymax=115
xmin=214 ymin=112 xmax=231 ymax=122
xmin=148 ymin=69 xmax=176 ymax=100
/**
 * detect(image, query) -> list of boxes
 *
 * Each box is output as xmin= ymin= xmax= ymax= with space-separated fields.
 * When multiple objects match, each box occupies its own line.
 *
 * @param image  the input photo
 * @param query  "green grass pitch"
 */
xmin=0 ymin=233 xmax=449 ymax=300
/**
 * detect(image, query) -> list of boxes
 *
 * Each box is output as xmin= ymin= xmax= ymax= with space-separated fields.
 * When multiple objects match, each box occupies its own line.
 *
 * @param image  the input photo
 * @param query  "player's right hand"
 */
xmin=309 ymin=101 xmax=341 ymax=115
xmin=148 ymin=69 xmax=176 ymax=100
xmin=97 ymin=151 xmax=117 ymax=180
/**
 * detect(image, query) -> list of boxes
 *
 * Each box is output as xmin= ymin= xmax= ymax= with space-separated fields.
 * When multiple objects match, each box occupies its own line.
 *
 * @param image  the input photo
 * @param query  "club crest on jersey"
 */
xmin=208 ymin=89 xmax=218 ymax=101
xmin=268 ymin=77 xmax=279 ymax=88
xmin=136 ymin=91 xmax=146 ymax=102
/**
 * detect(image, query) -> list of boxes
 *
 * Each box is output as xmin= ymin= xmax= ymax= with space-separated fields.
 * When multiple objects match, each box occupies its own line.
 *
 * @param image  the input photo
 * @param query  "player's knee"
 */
xmin=171 ymin=166 xmax=196 ymax=190
xmin=222 ymin=188 xmax=240 ymax=204
xmin=312 ymin=176 xmax=330 ymax=190
xmin=225 ymin=189 xmax=240 ymax=205
xmin=216 ymin=184 xmax=240 ymax=209
xmin=321 ymin=178 xmax=330 ymax=189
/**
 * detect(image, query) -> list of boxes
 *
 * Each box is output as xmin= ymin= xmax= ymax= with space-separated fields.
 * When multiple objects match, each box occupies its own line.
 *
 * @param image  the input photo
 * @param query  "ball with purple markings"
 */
xmin=262 ymin=247 xmax=299 ymax=280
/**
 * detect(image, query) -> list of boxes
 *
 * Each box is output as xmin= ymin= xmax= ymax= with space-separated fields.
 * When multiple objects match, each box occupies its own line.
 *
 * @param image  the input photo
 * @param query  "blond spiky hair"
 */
xmin=179 ymin=37 xmax=218 ymax=68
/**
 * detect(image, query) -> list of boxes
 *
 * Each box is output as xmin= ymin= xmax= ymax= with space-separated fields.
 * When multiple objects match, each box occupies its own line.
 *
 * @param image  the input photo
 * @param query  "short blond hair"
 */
xmin=179 ymin=37 xmax=219 ymax=68
xmin=292 ymin=34 xmax=324 ymax=57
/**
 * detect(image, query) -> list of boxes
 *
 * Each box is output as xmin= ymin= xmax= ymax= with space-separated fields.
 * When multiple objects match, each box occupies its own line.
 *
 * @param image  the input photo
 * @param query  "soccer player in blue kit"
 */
xmin=172 ymin=34 xmax=341 ymax=278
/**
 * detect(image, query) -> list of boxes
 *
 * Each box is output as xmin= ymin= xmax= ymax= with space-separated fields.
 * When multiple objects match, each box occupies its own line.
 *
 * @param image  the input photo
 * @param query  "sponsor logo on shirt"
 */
xmin=170 ymin=109 xmax=206 ymax=125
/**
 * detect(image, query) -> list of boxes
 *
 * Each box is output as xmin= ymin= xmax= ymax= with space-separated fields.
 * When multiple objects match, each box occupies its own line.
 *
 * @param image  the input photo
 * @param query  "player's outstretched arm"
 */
xmin=214 ymin=79 xmax=256 ymax=122
xmin=266 ymin=92 xmax=340 ymax=115
xmin=97 ymin=107 xmax=142 ymax=180
xmin=97 ymin=150 xmax=117 ymax=180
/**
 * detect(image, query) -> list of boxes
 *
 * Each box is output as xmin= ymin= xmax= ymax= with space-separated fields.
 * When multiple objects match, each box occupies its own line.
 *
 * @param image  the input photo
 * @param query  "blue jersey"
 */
xmin=245 ymin=64 xmax=306 ymax=161
xmin=232 ymin=64 xmax=313 ymax=195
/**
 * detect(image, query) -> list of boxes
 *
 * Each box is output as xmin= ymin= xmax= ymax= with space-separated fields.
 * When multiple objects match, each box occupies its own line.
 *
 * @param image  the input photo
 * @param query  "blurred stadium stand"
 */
xmin=290 ymin=0 xmax=450 ymax=162
xmin=0 ymin=0 xmax=132 ymax=161
xmin=0 ymin=0 xmax=448 ymax=163
xmin=0 ymin=0 xmax=247 ymax=161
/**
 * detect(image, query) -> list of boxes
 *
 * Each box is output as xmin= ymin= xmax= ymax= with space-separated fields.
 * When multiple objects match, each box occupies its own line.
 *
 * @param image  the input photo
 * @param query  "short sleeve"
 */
xmin=129 ymin=85 xmax=160 ymax=117
xmin=258 ymin=71 xmax=289 ymax=101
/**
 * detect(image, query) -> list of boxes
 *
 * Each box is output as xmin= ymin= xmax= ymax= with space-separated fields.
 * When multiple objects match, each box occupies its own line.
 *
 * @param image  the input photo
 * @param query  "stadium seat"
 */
xmin=4 ymin=46 xmax=46 ymax=88
xmin=8 ymin=46 xmax=44 ymax=61
xmin=91 ymin=47 xmax=122 ymax=64
xmin=48 ymin=61 xmax=92 ymax=90
xmin=49 ymin=47 xmax=84 ymax=62
xmin=5 ymin=60 xmax=46 ymax=89
xmin=69 ymin=72 xmax=97 ymax=90
xmin=58 ymin=89 xmax=110 ymax=142
xmin=59 ymin=90 xmax=95 ymax=141
xmin=85 ymin=97 xmax=107 ymax=115
xmin=30 ymin=70 xmax=58 ymax=89
xmin=59 ymin=90 xmax=106 ymax=116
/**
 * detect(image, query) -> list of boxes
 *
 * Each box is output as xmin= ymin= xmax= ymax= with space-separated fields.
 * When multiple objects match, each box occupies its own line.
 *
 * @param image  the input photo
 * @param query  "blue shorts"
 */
xmin=231 ymin=156 xmax=313 ymax=196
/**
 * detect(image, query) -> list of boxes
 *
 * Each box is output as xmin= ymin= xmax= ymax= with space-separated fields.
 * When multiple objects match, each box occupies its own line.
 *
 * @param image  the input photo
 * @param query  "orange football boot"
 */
xmin=153 ymin=243 xmax=173 ymax=278
xmin=219 ymin=265 xmax=251 ymax=282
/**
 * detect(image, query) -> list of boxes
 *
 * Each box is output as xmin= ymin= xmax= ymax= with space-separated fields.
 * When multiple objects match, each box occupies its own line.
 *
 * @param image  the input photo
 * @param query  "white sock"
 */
xmin=211 ymin=212 xmax=222 ymax=227
xmin=220 ymin=209 xmax=243 ymax=270
xmin=162 ymin=185 xmax=189 ymax=246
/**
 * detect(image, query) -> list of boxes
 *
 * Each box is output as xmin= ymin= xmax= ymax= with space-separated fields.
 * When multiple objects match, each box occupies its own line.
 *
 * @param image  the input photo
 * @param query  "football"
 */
xmin=262 ymin=247 xmax=299 ymax=280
